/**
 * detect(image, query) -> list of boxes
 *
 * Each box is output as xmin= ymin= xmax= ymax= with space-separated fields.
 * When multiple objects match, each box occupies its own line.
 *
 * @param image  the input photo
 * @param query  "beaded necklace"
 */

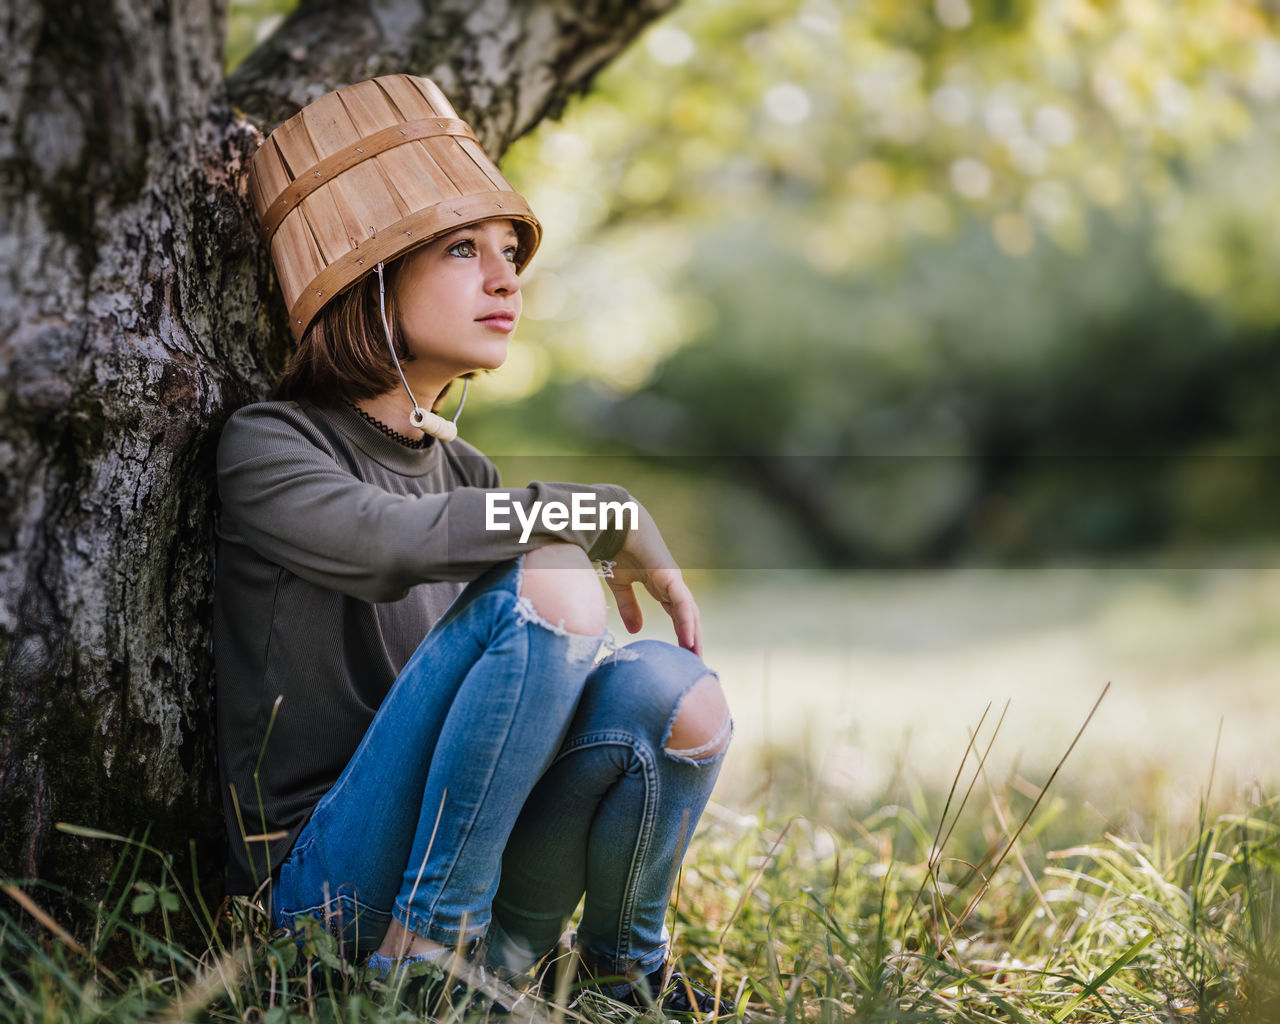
xmin=344 ymin=401 xmax=432 ymax=449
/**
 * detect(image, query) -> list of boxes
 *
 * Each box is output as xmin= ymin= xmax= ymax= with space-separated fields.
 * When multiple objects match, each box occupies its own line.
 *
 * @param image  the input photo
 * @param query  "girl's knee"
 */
xmin=664 ymin=674 xmax=732 ymax=762
xmin=518 ymin=543 xmax=606 ymax=637
xmin=589 ymin=642 xmax=732 ymax=762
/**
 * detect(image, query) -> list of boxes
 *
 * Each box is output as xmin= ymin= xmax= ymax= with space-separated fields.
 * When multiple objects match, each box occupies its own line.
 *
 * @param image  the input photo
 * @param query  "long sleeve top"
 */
xmin=213 ymin=399 xmax=631 ymax=892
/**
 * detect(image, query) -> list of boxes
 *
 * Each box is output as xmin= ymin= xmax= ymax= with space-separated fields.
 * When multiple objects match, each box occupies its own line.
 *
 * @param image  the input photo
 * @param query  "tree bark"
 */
xmin=228 ymin=0 xmax=677 ymax=146
xmin=0 ymin=0 xmax=673 ymax=929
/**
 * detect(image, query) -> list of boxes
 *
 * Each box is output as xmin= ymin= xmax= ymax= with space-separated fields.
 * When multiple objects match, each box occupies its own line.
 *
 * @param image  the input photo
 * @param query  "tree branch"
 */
xmin=227 ymin=0 xmax=678 ymax=154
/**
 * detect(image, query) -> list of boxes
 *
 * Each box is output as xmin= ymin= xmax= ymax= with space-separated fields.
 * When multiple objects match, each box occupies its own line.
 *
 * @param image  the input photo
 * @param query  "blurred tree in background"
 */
xmin=236 ymin=0 xmax=1280 ymax=567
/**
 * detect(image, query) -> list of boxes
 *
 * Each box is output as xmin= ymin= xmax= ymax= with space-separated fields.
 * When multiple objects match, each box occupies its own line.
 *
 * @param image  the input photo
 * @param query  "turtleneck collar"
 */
xmin=317 ymin=399 xmax=442 ymax=476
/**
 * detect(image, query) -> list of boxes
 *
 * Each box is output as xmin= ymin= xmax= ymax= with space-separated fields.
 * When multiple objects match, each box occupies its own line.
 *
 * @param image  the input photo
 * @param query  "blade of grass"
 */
xmin=1188 ymin=717 xmax=1224 ymax=986
xmin=718 ymin=818 xmax=793 ymax=948
xmin=1050 ymin=931 xmax=1155 ymax=1023
xmin=894 ymin=950 xmax=1036 ymax=1024
xmin=979 ymin=755 xmax=1057 ymax=927
xmin=1 ymin=883 xmax=88 ymax=958
xmin=906 ymin=701 xmax=1009 ymax=953
xmin=154 ymin=949 xmax=247 ymax=1024
xmin=54 ymin=823 xmax=132 ymax=843
xmin=949 ymin=682 xmax=1110 ymax=939
xmin=903 ymin=702 xmax=993 ymax=926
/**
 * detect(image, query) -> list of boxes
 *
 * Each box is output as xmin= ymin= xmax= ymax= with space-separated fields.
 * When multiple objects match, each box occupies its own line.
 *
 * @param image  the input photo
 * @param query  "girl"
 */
xmin=214 ymin=75 xmax=733 ymax=1014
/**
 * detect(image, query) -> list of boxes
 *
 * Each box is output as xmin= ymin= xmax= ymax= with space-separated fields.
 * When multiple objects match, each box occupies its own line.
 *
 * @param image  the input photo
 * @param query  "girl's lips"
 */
xmin=478 ymin=312 xmax=516 ymax=332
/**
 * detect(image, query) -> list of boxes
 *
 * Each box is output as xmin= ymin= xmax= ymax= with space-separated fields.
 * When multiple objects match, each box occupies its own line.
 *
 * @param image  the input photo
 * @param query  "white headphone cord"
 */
xmin=376 ymin=261 xmax=467 ymax=441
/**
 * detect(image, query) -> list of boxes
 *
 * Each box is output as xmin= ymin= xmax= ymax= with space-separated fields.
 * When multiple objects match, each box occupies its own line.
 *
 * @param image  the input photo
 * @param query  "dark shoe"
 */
xmin=621 ymin=963 xmax=738 ymax=1019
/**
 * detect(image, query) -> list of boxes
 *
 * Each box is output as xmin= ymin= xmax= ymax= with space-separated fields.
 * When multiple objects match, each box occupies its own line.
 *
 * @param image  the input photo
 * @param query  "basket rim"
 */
xmin=284 ymin=190 xmax=540 ymax=342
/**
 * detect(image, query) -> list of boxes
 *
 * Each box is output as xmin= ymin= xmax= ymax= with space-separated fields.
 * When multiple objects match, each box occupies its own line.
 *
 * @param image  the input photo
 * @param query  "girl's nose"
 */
xmin=485 ymin=248 xmax=521 ymax=295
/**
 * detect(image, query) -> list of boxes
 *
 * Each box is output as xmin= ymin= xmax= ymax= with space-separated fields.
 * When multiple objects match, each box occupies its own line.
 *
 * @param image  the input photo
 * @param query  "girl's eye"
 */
xmin=445 ymin=238 xmax=518 ymax=261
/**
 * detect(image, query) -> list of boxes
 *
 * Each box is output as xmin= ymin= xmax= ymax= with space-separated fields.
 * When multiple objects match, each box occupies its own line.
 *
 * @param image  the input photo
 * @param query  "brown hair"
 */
xmin=273 ymin=264 xmax=410 ymax=406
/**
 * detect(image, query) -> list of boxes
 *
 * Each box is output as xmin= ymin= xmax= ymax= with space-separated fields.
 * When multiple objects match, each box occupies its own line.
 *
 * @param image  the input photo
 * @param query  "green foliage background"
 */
xmin=231 ymin=0 xmax=1280 ymax=567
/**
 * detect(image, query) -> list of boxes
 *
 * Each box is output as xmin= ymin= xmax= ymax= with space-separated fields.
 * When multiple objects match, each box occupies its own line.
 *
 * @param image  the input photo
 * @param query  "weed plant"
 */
xmin=3 ymin=719 xmax=1278 ymax=1023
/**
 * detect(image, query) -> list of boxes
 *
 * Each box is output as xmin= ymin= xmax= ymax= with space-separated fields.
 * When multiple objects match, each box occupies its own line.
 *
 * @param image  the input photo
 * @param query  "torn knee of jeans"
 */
xmin=512 ymin=595 xmax=602 ymax=664
xmin=662 ymin=675 xmax=733 ymax=764
xmin=663 ymin=717 xmax=732 ymax=763
xmin=513 ymin=594 xmax=566 ymax=635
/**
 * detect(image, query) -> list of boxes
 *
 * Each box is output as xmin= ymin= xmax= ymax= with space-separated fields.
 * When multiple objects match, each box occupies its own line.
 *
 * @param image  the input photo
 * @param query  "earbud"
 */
xmin=409 ymin=407 xmax=458 ymax=442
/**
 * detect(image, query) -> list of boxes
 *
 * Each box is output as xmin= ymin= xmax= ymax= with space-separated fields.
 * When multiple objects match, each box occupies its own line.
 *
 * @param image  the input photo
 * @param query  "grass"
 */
xmin=5 ymin=561 xmax=1280 ymax=1021
xmin=3 ymin=743 xmax=1278 ymax=1022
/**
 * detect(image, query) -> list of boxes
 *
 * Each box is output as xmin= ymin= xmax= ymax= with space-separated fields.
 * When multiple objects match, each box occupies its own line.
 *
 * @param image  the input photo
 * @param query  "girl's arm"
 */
xmin=217 ymin=403 xmax=631 ymax=602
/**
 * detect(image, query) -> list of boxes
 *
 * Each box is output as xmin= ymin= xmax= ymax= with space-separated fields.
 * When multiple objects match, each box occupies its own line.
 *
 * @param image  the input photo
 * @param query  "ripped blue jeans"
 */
xmin=271 ymin=558 xmax=729 ymax=979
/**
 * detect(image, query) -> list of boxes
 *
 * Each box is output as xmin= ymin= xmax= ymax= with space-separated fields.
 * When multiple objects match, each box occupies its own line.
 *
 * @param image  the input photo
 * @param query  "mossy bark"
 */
xmin=0 ymin=0 xmax=673 ymax=936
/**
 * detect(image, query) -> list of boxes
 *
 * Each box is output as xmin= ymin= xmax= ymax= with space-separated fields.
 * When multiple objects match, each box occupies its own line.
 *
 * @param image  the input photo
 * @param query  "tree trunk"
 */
xmin=0 ymin=0 xmax=673 ymax=930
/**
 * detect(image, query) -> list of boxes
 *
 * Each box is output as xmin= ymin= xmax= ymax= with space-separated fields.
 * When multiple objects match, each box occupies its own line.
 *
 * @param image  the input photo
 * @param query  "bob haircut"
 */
xmin=274 ymin=261 xmax=411 ymax=407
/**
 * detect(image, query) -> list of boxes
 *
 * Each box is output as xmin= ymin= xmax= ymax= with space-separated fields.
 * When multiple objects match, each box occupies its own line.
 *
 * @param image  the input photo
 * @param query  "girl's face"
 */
xmin=392 ymin=218 xmax=523 ymax=380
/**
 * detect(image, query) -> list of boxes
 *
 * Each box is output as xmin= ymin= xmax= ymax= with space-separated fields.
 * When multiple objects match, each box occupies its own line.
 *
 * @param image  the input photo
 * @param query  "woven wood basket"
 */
xmin=248 ymin=75 xmax=541 ymax=342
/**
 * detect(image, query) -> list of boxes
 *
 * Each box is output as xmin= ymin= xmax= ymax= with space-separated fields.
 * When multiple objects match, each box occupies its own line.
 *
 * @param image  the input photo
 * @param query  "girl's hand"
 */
xmin=605 ymin=507 xmax=702 ymax=656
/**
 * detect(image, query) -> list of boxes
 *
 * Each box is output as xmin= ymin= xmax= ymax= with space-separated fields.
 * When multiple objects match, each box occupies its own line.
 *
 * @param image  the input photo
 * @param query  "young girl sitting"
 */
xmin=214 ymin=74 xmax=734 ymax=1015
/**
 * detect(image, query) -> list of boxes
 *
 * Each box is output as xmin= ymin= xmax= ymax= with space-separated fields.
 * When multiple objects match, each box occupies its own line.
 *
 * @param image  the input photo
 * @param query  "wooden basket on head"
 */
xmin=248 ymin=75 xmax=541 ymax=342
